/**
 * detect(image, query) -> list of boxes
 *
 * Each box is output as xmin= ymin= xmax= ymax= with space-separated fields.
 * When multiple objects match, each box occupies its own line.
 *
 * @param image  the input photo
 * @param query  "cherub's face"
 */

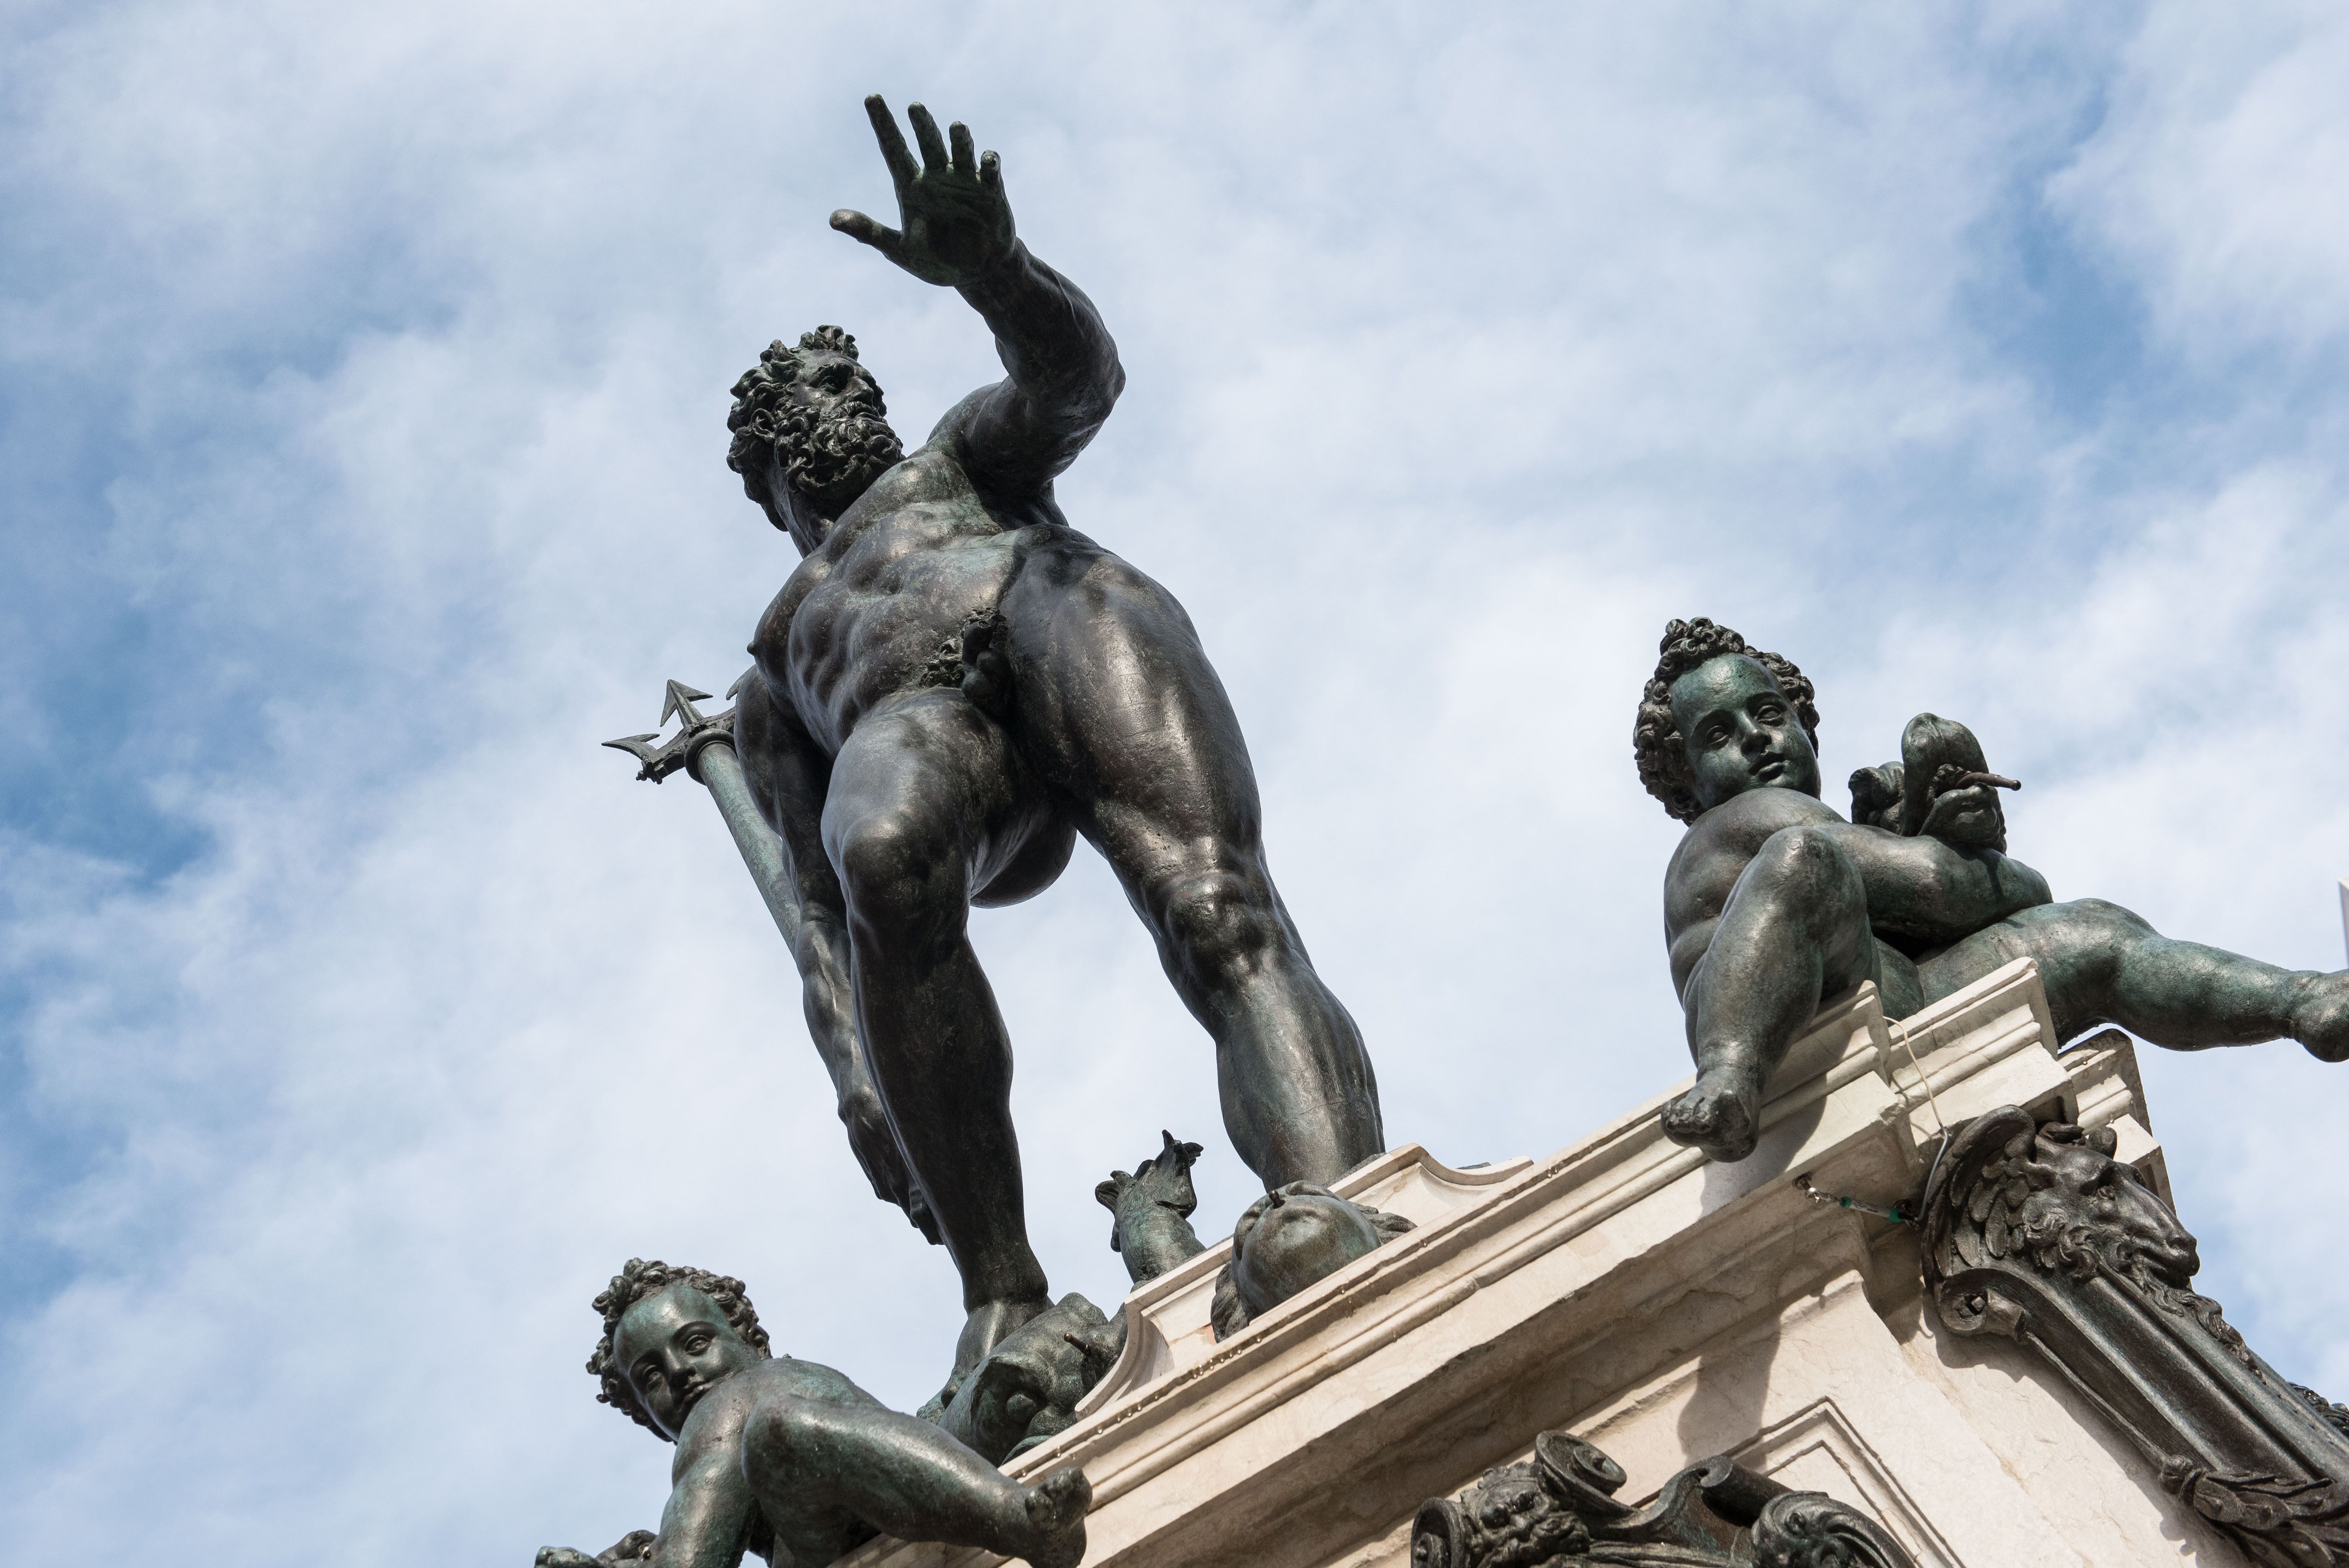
xmin=1231 ymin=1183 xmax=1385 ymax=1318
xmin=614 ymin=1284 xmax=759 ymax=1439
xmin=1669 ymin=654 xmax=1820 ymax=813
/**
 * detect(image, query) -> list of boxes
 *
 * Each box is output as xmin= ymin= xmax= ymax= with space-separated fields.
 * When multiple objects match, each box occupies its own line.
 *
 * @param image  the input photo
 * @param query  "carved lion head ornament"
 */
xmin=1923 ymin=1105 xmax=2247 ymax=1365
xmin=1937 ymin=1109 xmax=2197 ymax=1287
xmin=1945 ymin=1103 xmax=2199 ymax=1286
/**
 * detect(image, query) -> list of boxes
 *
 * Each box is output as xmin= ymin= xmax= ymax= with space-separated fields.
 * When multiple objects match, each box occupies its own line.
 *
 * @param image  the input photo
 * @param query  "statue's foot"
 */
xmin=1019 ymin=1464 xmax=1092 ymax=1568
xmin=1661 ymin=1063 xmax=1762 ymax=1162
xmin=952 ymin=1295 xmax=1053 ymax=1388
xmin=2295 ymin=973 xmax=2349 ymax=1063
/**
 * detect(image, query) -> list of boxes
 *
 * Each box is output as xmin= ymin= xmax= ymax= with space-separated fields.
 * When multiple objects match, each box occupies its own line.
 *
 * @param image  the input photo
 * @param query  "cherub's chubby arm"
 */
xmin=535 ymin=1413 xmax=754 ymax=1568
xmin=1662 ymin=788 xmax=2051 ymax=996
xmin=1833 ymin=784 xmax=2051 ymax=947
xmin=830 ymin=96 xmax=1123 ymax=498
xmin=734 ymin=666 xmax=938 ymax=1242
xmin=645 ymin=1434 xmax=761 ymax=1568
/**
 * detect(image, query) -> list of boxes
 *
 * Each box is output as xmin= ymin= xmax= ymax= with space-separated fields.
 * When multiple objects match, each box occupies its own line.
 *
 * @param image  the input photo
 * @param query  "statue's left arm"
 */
xmin=832 ymin=96 xmax=1124 ymax=498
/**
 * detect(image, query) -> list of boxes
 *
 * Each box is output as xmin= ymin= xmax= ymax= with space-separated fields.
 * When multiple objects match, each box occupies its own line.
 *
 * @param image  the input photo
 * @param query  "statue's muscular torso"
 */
xmin=750 ymin=441 xmax=1078 ymax=757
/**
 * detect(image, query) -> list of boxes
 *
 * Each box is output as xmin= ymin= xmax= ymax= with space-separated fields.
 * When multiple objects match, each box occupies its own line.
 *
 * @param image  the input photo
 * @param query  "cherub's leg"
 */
xmin=745 ymin=1394 xmax=1089 ymax=1568
xmin=1924 ymin=899 xmax=2349 ymax=1059
xmin=1669 ymin=826 xmax=1882 ymax=1161
xmin=822 ymin=692 xmax=1056 ymax=1376
xmin=1002 ymin=551 xmax=1382 ymax=1187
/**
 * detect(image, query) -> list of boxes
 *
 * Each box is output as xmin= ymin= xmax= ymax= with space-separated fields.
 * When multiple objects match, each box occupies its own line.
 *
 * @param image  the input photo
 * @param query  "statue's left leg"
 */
xmin=744 ymin=1392 xmax=1090 ymax=1568
xmin=1001 ymin=551 xmax=1383 ymax=1189
xmin=1923 ymin=899 xmax=2349 ymax=1059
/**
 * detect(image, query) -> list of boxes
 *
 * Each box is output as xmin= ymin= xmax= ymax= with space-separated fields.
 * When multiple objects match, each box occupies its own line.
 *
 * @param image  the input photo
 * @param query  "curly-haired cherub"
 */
xmin=534 ymin=1260 xmax=1090 ymax=1568
xmin=1633 ymin=618 xmax=2349 ymax=1162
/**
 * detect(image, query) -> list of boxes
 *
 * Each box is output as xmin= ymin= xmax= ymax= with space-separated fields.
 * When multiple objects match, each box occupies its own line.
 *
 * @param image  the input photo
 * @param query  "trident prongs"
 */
xmin=660 ymin=681 xmax=714 ymax=731
xmin=603 ymin=679 xmax=735 ymax=783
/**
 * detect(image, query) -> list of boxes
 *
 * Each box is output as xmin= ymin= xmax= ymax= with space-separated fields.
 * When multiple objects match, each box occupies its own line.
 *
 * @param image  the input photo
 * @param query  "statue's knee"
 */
xmin=834 ymin=812 xmax=962 ymax=928
xmin=2069 ymin=897 xmax=2153 ymax=934
xmin=1753 ymin=825 xmax=1848 ymax=885
xmin=1157 ymin=869 xmax=1281 ymax=984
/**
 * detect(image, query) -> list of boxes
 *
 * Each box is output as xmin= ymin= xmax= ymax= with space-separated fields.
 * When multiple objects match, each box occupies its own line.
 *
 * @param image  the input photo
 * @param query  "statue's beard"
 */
xmin=781 ymin=406 xmax=904 ymax=512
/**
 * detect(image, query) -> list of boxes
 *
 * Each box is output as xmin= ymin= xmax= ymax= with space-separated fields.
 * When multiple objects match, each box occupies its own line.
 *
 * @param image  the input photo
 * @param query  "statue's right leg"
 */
xmin=1668 ymin=825 xmax=1880 ymax=1162
xmin=744 ymin=1392 xmax=1090 ymax=1568
xmin=822 ymin=691 xmax=1055 ymax=1377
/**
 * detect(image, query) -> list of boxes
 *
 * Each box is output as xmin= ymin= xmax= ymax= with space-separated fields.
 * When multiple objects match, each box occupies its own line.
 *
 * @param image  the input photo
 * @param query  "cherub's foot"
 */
xmin=1019 ymin=1465 xmax=1092 ymax=1568
xmin=2294 ymin=972 xmax=2349 ymax=1063
xmin=1661 ymin=1063 xmax=1762 ymax=1162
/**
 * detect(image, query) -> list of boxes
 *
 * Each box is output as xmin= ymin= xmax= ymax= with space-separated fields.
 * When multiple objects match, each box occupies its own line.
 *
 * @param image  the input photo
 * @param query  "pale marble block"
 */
xmin=840 ymin=959 xmax=2246 ymax=1568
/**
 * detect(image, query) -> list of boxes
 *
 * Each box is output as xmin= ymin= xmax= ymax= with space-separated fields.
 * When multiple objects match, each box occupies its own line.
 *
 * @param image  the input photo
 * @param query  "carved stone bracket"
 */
xmin=1410 ymin=1431 xmax=1916 ymax=1568
xmin=1923 ymin=1104 xmax=2349 ymax=1565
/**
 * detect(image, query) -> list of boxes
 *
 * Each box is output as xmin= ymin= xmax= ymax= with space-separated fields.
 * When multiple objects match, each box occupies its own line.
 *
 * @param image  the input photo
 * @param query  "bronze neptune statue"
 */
xmin=722 ymin=97 xmax=1384 ymax=1383
xmin=1637 ymin=617 xmax=2349 ymax=1162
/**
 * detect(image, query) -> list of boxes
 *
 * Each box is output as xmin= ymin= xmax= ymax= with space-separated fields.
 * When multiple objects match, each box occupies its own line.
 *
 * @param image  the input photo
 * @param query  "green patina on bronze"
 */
xmin=1637 ymin=616 xmax=2349 ymax=1163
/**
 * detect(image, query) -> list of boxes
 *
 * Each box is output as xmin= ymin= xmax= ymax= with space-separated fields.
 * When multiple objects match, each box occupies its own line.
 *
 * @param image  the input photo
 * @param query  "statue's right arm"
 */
xmin=1660 ymin=791 xmax=2050 ymax=999
xmin=731 ymin=670 xmax=859 ymax=1096
xmin=734 ymin=669 xmax=936 ymax=1239
xmin=1820 ymin=820 xmax=2050 ymax=946
xmin=645 ymin=1423 xmax=759 ymax=1568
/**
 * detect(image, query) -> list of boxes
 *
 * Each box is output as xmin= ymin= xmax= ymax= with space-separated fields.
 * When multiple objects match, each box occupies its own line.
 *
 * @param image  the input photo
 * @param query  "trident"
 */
xmin=604 ymin=675 xmax=803 ymax=950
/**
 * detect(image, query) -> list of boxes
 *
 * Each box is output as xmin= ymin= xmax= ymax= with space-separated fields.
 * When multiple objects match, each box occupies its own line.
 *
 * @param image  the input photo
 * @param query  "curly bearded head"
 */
xmin=726 ymin=327 xmax=905 ymax=533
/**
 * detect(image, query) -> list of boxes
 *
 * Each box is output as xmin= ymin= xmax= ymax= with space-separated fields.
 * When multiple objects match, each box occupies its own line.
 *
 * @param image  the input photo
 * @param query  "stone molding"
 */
xmin=837 ymin=960 xmax=2204 ymax=1567
xmin=1924 ymin=1103 xmax=2349 ymax=1565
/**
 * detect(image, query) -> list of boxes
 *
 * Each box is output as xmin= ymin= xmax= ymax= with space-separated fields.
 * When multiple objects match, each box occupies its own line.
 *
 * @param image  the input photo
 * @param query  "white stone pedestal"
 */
xmin=845 ymin=957 xmax=2242 ymax=1567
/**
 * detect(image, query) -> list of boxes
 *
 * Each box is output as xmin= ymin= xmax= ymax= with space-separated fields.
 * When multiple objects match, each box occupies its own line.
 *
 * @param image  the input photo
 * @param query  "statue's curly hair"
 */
xmin=1632 ymin=618 xmax=1820 ymax=823
xmin=726 ymin=327 xmax=882 ymax=515
xmin=586 ymin=1258 xmax=772 ymax=1438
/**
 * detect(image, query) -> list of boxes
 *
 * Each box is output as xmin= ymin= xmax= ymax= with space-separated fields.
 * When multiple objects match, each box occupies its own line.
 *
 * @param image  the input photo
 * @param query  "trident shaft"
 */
xmin=604 ymin=675 xmax=803 ymax=951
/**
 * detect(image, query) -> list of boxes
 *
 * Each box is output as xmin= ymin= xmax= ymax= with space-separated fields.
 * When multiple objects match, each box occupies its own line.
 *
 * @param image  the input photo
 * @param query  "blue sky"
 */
xmin=4 ymin=2 xmax=2347 ymax=1561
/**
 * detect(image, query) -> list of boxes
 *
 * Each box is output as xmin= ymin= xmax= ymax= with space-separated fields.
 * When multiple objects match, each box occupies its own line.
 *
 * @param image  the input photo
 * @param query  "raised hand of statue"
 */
xmin=831 ymin=95 xmax=1017 ymax=288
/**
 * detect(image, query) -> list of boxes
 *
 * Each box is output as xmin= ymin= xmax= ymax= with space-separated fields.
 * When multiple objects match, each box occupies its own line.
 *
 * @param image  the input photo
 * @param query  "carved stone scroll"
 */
xmin=1923 ymin=1105 xmax=2349 ymax=1565
xmin=1409 ymin=1431 xmax=1915 ymax=1568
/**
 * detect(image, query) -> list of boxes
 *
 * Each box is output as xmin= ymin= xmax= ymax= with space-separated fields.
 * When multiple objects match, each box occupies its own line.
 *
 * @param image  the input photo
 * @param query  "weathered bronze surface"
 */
xmin=707 ymin=95 xmax=1382 ymax=1383
xmin=535 ymin=1261 xmax=1093 ymax=1568
xmin=1412 ymin=1429 xmax=1916 ymax=1567
xmin=1209 ymin=1181 xmax=1414 ymax=1341
xmin=1097 ymin=1130 xmax=1208 ymax=1286
xmin=1924 ymin=1105 xmax=2349 ymax=1565
xmin=926 ymin=1292 xmax=1124 ymax=1465
xmin=1635 ymin=616 xmax=2349 ymax=1161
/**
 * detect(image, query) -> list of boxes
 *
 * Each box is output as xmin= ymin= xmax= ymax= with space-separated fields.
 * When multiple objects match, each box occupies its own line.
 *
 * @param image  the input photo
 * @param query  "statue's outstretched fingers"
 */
xmin=907 ymin=101 xmax=951 ymax=170
xmin=979 ymin=148 xmax=1003 ymax=192
xmin=831 ymin=209 xmax=906 ymax=261
xmin=862 ymin=93 xmax=918 ymax=186
xmin=949 ymin=119 xmax=976 ymax=176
